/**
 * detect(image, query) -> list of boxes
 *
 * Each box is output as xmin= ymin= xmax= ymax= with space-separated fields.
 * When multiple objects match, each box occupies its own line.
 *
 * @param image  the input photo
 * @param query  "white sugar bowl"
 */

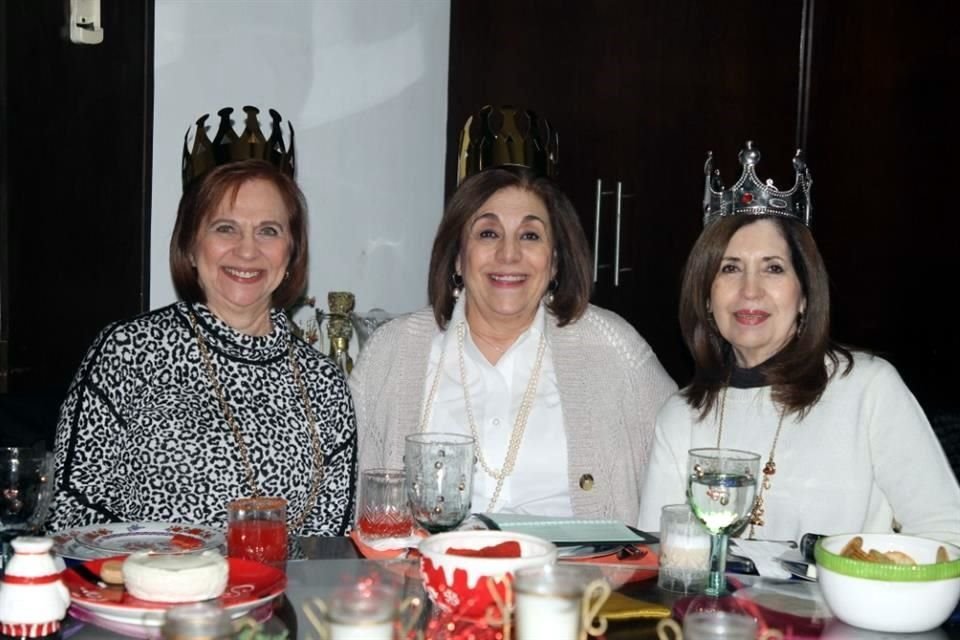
xmin=0 ymin=537 xmax=71 ymax=638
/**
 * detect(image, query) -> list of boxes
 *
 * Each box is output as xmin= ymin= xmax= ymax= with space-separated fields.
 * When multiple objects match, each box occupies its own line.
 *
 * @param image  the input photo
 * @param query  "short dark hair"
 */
xmin=169 ymin=159 xmax=308 ymax=310
xmin=678 ymin=214 xmax=852 ymax=418
xmin=427 ymin=166 xmax=593 ymax=328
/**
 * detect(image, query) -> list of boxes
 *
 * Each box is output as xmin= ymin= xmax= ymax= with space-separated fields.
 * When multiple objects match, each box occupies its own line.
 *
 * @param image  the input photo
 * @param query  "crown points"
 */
xmin=793 ymin=149 xmax=807 ymax=172
xmin=182 ymin=106 xmax=295 ymax=188
xmin=702 ymin=140 xmax=813 ymax=227
xmin=457 ymin=104 xmax=559 ymax=184
xmin=739 ymin=140 xmax=760 ymax=165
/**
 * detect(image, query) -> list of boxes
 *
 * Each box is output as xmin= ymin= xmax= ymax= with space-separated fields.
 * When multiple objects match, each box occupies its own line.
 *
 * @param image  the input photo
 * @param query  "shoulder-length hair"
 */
xmin=427 ymin=166 xmax=593 ymax=329
xmin=678 ymin=214 xmax=852 ymax=419
xmin=169 ymin=159 xmax=308 ymax=310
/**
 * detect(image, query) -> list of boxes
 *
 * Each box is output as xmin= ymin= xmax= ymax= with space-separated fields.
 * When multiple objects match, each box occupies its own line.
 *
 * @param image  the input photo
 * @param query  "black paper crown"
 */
xmin=181 ymin=106 xmax=295 ymax=188
xmin=703 ymin=141 xmax=812 ymax=227
xmin=457 ymin=105 xmax=559 ymax=184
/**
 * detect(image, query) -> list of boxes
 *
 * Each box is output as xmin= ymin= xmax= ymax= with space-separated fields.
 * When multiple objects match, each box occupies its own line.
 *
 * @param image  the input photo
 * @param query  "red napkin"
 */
xmin=446 ymin=541 xmax=523 ymax=558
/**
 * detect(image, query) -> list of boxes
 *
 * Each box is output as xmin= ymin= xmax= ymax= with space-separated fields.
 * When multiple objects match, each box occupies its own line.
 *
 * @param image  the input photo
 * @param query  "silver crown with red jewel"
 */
xmin=703 ymin=140 xmax=812 ymax=227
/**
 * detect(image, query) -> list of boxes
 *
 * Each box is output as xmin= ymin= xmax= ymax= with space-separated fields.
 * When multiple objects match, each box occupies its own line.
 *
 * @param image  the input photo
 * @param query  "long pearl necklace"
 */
xmin=715 ymin=384 xmax=786 ymax=539
xmin=418 ymin=321 xmax=547 ymax=511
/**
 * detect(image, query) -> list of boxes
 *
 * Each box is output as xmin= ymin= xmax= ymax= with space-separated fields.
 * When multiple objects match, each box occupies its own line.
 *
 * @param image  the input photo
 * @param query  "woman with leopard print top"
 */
xmin=49 ymin=160 xmax=357 ymax=536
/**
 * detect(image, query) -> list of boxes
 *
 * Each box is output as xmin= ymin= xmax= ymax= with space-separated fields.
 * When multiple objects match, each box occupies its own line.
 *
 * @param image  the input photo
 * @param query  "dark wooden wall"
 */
xmin=0 ymin=1 xmax=153 ymax=447
xmin=805 ymin=2 xmax=959 ymax=412
xmin=446 ymin=0 xmax=959 ymax=414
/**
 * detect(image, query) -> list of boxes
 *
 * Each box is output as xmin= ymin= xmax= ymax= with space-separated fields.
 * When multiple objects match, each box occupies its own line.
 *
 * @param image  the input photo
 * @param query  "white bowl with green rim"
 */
xmin=815 ymin=533 xmax=960 ymax=633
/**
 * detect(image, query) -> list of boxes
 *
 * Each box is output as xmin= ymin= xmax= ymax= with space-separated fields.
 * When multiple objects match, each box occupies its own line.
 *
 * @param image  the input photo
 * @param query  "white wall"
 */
xmin=151 ymin=0 xmax=450 ymax=317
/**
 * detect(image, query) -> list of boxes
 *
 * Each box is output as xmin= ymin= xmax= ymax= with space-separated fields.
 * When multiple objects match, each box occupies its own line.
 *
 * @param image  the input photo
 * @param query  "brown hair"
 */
xmin=678 ymin=214 xmax=852 ymax=419
xmin=427 ymin=166 xmax=593 ymax=328
xmin=169 ymin=159 xmax=308 ymax=309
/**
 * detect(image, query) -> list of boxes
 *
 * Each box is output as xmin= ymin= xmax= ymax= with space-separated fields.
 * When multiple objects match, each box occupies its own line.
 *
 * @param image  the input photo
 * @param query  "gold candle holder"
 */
xmin=326 ymin=292 xmax=355 ymax=374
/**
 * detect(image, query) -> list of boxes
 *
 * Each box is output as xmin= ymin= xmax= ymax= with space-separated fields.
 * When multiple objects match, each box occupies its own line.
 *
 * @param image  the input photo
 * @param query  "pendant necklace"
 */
xmin=188 ymin=309 xmax=325 ymax=532
xmin=715 ymin=384 xmax=787 ymax=539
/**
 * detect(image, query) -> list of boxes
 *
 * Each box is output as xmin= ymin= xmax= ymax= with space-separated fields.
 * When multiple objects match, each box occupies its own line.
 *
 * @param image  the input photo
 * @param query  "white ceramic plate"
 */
xmin=64 ymin=556 xmax=285 ymax=628
xmin=52 ymin=522 xmax=225 ymax=561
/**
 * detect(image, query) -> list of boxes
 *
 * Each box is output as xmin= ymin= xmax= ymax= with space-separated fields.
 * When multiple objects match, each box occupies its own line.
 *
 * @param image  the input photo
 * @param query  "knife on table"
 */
xmin=70 ymin=563 xmax=125 ymax=602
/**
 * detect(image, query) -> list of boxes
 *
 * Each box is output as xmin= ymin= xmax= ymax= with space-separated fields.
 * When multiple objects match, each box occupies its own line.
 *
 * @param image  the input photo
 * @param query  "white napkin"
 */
xmin=357 ymin=533 xmax=423 ymax=552
xmin=731 ymin=539 xmax=793 ymax=579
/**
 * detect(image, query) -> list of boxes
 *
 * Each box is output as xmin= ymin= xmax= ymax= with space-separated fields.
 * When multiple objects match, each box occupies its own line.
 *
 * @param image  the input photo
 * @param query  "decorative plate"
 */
xmin=64 ymin=556 xmax=286 ymax=627
xmin=68 ymin=601 xmax=275 ymax=639
xmin=52 ymin=522 xmax=225 ymax=561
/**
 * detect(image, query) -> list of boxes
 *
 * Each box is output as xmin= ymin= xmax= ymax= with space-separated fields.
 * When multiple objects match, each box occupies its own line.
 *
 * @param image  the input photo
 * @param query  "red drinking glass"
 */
xmin=226 ymin=497 xmax=288 ymax=570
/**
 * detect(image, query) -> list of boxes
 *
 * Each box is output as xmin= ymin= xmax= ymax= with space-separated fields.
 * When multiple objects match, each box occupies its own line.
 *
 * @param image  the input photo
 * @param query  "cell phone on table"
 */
xmin=725 ymin=553 xmax=757 ymax=574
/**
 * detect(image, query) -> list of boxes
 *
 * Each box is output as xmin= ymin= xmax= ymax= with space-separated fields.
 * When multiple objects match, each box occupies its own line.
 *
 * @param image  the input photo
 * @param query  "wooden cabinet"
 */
xmin=447 ymin=0 xmax=807 ymax=382
xmin=0 ymin=1 xmax=152 ymax=446
xmin=804 ymin=2 xmax=960 ymax=412
xmin=446 ymin=0 xmax=959 ymax=409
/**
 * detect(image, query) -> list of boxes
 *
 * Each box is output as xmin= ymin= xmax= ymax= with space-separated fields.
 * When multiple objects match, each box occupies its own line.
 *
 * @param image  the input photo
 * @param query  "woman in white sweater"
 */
xmin=351 ymin=166 xmax=676 ymax=524
xmin=638 ymin=144 xmax=960 ymax=544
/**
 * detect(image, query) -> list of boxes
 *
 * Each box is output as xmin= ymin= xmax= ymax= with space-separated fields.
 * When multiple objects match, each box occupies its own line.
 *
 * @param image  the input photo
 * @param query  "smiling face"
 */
xmin=192 ymin=178 xmax=292 ymax=334
xmin=709 ymin=218 xmax=806 ymax=368
xmin=456 ymin=186 xmax=556 ymax=335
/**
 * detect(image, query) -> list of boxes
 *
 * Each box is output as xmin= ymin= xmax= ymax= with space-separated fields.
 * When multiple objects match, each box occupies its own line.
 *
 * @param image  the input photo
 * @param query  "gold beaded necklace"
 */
xmin=715 ymin=384 xmax=787 ymax=539
xmin=187 ymin=309 xmax=325 ymax=532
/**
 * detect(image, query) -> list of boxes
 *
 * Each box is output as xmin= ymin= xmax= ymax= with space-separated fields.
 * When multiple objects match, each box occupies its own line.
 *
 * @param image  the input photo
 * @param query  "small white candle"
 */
xmin=662 ymin=533 xmax=711 ymax=569
xmin=329 ymin=620 xmax=394 ymax=640
xmin=660 ymin=529 xmax=711 ymax=592
xmin=515 ymin=592 xmax=581 ymax=640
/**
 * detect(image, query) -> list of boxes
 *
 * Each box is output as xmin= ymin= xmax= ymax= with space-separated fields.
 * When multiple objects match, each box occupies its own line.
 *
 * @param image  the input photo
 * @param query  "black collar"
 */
xmin=729 ymin=364 xmax=768 ymax=389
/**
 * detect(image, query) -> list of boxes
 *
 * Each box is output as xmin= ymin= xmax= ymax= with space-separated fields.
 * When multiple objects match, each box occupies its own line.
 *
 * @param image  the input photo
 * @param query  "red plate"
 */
xmin=64 ymin=556 xmax=285 ymax=627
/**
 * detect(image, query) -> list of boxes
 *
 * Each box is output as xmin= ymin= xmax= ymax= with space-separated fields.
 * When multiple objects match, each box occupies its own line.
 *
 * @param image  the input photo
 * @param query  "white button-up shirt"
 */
xmin=422 ymin=296 xmax=572 ymax=516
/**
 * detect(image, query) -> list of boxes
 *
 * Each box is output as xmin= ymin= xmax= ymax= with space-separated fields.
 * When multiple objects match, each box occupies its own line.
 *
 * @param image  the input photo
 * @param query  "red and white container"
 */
xmin=0 ymin=537 xmax=70 ymax=638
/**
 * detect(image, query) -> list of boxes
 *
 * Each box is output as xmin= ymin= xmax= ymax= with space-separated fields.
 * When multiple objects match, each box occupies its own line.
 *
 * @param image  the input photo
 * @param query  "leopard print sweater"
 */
xmin=49 ymin=302 xmax=356 ymax=536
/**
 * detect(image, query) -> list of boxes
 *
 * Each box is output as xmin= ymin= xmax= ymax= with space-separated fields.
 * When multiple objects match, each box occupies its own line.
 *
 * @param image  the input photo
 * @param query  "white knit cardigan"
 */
xmin=349 ymin=305 xmax=677 ymax=524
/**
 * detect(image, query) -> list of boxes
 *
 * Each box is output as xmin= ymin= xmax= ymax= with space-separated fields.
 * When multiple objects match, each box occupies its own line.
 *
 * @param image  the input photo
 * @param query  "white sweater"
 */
xmin=638 ymin=353 xmax=960 ymax=545
xmin=350 ymin=305 xmax=677 ymax=524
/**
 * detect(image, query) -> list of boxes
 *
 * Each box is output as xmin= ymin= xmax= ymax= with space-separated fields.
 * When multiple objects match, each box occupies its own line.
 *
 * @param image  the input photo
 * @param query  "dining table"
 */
xmin=59 ymin=536 xmax=960 ymax=640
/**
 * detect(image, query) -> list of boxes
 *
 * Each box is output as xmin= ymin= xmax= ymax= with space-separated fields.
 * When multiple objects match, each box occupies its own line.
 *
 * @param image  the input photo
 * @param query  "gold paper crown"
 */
xmin=181 ymin=106 xmax=295 ymax=188
xmin=457 ymin=105 xmax=559 ymax=184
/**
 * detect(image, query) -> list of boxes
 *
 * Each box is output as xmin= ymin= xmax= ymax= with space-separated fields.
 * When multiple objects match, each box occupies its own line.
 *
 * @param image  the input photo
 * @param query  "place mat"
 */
xmin=563 ymin=545 xmax=659 ymax=586
xmin=477 ymin=513 xmax=656 ymax=545
xmin=600 ymin=591 xmax=671 ymax=620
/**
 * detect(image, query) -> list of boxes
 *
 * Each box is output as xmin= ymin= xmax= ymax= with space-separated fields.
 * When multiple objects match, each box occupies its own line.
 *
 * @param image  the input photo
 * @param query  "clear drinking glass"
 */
xmin=356 ymin=468 xmax=413 ymax=541
xmin=514 ymin=565 xmax=606 ymax=640
xmin=686 ymin=448 xmax=760 ymax=596
xmin=325 ymin=583 xmax=398 ymax=640
xmin=0 ymin=448 xmax=55 ymax=570
xmin=403 ymin=433 xmax=475 ymax=533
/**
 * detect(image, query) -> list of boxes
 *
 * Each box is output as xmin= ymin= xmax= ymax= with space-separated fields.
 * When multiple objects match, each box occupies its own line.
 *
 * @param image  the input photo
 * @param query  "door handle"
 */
xmin=594 ymin=179 xmax=634 ymax=287
xmin=614 ymin=181 xmax=623 ymax=287
xmin=593 ymin=179 xmax=602 ymax=283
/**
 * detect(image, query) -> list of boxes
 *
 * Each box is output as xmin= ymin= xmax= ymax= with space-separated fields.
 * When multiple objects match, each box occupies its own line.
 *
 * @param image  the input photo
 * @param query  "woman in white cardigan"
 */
xmin=351 ymin=166 xmax=675 ymax=524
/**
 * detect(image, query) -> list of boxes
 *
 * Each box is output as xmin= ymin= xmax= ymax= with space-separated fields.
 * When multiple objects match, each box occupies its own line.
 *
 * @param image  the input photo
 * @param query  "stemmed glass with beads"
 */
xmin=404 ymin=433 xmax=475 ymax=533
xmin=0 ymin=447 xmax=55 ymax=571
xmin=686 ymin=448 xmax=761 ymax=596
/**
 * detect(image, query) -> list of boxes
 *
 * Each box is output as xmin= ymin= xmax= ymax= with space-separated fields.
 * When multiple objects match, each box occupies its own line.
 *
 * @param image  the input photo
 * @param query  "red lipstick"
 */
xmin=733 ymin=309 xmax=770 ymax=326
